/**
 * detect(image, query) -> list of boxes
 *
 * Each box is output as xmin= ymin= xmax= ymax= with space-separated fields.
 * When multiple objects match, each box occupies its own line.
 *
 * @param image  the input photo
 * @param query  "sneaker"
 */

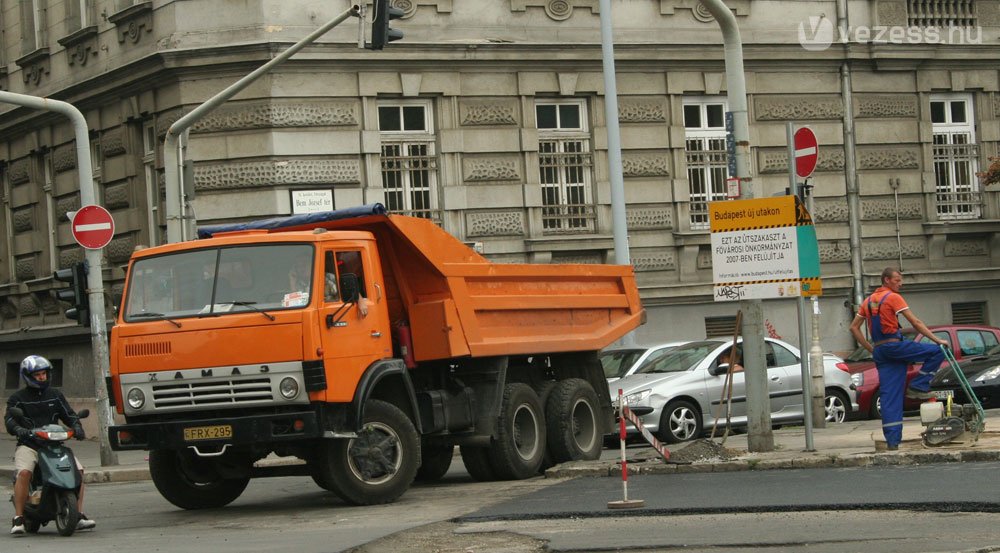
xmin=906 ymin=387 xmax=935 ymax=400
xmin=10 ymin=516 xmax=25 ymax=535
xmin=76 ymin=514 xmax=95 ymax=531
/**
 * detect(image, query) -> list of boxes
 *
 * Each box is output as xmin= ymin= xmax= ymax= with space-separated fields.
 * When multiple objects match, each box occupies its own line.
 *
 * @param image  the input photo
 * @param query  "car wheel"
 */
xmin=825 ymin=389 xmax=849 ymax=423
xmin=870 ymin=392 xmax=882 ymax=420
xmin=658 ymin=399 xmax=703 ymax=444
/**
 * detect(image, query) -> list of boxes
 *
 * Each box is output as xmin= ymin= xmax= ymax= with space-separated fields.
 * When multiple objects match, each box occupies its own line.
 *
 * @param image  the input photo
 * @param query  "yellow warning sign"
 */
xmin=710 ymin=196 xmax=798 ymax=233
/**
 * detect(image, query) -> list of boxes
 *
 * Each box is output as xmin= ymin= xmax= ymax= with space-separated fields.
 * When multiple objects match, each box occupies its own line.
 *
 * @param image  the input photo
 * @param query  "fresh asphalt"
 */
xmin=461 ymin=461 xmax=1000 ymax=522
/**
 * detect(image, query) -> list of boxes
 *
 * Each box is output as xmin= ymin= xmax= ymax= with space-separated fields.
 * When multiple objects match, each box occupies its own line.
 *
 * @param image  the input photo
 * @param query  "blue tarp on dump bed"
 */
xmin=197 ymin=204 xmax=388 ymax=239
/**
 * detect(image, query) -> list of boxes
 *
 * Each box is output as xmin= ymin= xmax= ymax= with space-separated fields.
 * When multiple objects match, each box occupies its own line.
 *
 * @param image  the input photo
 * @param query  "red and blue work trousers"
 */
xmin=873 ymin=341 xmax=944 ymax=446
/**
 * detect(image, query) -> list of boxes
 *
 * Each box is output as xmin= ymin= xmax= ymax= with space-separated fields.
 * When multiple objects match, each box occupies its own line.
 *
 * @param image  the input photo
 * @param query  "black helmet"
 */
xmin=20 ymin=355 xmax=52 ymax=390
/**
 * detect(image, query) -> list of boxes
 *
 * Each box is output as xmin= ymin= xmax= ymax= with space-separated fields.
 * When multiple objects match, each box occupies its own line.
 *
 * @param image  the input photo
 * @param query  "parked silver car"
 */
xmin=599 ymin=342 xmax=686 ymax=383
xmin=611 ymin=338 xmax=858 ymax=443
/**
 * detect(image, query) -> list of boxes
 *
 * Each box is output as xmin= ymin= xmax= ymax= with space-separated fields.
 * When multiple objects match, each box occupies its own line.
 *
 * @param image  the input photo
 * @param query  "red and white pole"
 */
xmin=608 ymin=388 xmax=645 ymax=509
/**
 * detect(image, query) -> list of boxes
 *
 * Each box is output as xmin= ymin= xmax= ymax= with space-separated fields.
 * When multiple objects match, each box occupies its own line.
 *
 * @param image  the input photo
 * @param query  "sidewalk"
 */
xmin=2 ymin=410 xmax=998 ymax=485
xmin=547 ymin=409 xmax=1000 ymax=478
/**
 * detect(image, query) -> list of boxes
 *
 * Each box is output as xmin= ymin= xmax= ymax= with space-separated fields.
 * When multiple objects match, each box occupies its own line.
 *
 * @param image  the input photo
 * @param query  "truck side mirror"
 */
xmin=340 ymin=274 xmax=360 ymax=304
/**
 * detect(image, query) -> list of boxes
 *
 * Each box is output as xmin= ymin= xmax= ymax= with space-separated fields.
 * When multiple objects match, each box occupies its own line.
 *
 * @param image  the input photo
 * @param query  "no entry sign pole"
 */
xmin=0 ymin=91 xmax=117 ymax=466
xmin=787 ymin=122 xmax=817 ymax=451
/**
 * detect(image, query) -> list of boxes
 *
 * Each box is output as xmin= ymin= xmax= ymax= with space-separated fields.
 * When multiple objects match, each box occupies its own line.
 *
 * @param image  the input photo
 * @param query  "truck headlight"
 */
xmin=279 ymin=377 xmax=300 ymax=399
xmin=127 ymin=388 xmax=145 ymax=410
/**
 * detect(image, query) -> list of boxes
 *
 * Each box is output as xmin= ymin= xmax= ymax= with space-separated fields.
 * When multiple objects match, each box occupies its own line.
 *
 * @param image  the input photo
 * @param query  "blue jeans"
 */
xmin=873 ymin=341 xmax=944 ymax=446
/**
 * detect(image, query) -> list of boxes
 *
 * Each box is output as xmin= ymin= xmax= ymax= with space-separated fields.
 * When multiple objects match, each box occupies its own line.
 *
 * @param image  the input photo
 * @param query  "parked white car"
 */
xmin=611 ymin=338 xmax=858 ymax=443
xmin=599 ymin=342 xmax=686 ymax=384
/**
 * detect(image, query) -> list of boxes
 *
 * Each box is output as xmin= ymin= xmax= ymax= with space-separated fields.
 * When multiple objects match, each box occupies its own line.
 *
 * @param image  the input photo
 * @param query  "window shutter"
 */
xmin=705 ymin=316 xmax=739 ymax=338
xmin=952 ymin=302 xmax=986 ymax=325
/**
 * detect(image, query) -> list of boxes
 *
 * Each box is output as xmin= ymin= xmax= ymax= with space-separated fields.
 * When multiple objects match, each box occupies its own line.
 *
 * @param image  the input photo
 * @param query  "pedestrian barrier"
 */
xmin=620 ymin=401 xmax=671 ymax=462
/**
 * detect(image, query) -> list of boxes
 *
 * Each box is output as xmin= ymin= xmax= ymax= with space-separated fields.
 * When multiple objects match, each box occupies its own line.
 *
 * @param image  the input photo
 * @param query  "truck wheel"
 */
xmin=546 ymin=378 xmax=602 ymax=463
xmin=54 ymin=490 xmax=79 ymax=536
xmin=459 ymin=446 xmax=497 ymax=481
xmin=490 ymin=383 xmax=546 ymax=480
xmin=415 ymin=442 xmax=453 ymax=482
xmin=148 ymin=450 xmax=250 ymax=510
xmin=321 ymin=399 xmax=419 ymax=505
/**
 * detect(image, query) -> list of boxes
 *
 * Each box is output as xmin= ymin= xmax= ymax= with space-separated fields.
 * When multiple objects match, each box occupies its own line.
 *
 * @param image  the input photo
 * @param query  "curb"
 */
xmin=544 ymin=448 xmax=1000 ymax=479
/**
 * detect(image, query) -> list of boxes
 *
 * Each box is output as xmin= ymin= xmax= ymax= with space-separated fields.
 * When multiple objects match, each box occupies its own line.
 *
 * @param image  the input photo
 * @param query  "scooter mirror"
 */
xmin=7 ymin=406 xmax=24 ymax=419
xmin=77 ymin=409 xmax=90 ymax=419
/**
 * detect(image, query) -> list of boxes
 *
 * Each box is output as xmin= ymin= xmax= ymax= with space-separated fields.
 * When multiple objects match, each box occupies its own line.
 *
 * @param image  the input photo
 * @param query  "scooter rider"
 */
xmin=5 ymin=355 xmax=96 ymax=535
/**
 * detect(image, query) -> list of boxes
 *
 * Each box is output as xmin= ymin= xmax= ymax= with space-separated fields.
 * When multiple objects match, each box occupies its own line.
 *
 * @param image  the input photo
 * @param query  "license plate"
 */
xmin=183 ymin=425 xmax=233 ymax=441
xmin=932 ymin=390 xmax=954 ymax=400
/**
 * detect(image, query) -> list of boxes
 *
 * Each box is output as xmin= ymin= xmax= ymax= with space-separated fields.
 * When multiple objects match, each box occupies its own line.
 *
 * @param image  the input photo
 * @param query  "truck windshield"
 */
xmin=124 ymin=244 xmax=314 ymax=322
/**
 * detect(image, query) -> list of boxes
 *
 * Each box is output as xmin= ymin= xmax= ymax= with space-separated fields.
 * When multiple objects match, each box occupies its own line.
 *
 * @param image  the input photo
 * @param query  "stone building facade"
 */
xmin=1 ymin=0 xmax=999 ymax=403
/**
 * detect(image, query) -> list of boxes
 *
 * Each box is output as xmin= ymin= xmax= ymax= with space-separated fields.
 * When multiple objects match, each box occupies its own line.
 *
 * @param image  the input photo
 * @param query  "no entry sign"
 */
xmin=794 ymin=127 xmax=819 ymax=178
xmin=71 ymin=205 xmax=115 ymax=249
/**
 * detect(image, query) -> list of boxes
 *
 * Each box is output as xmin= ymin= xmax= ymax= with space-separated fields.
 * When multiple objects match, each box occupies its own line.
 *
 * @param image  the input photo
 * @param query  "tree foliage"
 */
xmin=979 ymin=156 xmax=1000 ymax=187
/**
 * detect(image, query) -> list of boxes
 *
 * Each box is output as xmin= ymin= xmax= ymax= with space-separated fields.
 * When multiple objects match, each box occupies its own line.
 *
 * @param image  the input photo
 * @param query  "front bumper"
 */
xmin=109 ymin=410 xmax=322 ymax=451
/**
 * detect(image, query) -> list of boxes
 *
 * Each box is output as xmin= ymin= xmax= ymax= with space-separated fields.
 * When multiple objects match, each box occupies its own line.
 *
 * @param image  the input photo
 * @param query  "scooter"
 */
xmin=7 ymin=407 xmax=89 ymax=536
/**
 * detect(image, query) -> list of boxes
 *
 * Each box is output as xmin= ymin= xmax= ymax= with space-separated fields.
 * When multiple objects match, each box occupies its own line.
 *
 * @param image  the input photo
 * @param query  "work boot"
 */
xmin=886 ymin=444 xmax=899 ymax=451
xmin=10 ymin=516 xmax=25 ymax=536
xmin=76 ymin=513 xmax=96 ymax=530
xmin=905 ymin=387 xmax=934 ymax=400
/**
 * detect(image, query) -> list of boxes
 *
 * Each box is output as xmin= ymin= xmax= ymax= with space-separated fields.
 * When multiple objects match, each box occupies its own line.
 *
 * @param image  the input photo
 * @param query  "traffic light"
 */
xmin=368 ymin=0 xmax=403 ymax=50
xmin=53 ymin=261 xmax=89 ymax=326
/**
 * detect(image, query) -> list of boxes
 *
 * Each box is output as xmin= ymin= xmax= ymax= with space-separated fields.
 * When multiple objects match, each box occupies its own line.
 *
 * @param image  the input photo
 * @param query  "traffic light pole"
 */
xmin=0 ymin=91 xmax=118 ymax=467
xmin=164 ymin=5 xmax=360 ymax=243
xmin=699 ymin=0 xmax=773 ymax=452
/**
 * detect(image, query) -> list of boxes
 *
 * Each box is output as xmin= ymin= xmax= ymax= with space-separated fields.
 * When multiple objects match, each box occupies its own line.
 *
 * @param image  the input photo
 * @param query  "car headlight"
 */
xmin=623 ymin=389 xmax=651 ymax=406
xmin=974 ymin=366 xmax=1000 ymax=382
xmin=279 ymin=377 xmax=300 ymax=399
xmin=127 ymin=388 xmax=145 ymax=410
xmin=850 ymin=372 xmax=864 ymax=387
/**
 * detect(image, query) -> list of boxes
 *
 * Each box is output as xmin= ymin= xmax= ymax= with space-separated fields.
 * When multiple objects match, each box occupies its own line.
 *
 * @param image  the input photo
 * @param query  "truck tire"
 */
xmin=54 ymin=490 xmax=79 ymax=536
xmin=490 ymin=383 xmax=546 ymax=480
xmin=321 ymin=399 xmax=419 ymax=505
xmin=415 ymin=441 xmax=453 ymax=482
xmin=459 ymin=446 xmax=497 ymax=481
xmin=148 ymin=449 xmax=250 ymax=510
xmin=545 ymin=378 xmax=602 ymax=463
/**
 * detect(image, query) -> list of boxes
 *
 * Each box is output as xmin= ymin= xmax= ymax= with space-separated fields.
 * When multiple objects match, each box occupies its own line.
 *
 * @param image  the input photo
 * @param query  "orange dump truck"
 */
xmin=108 ymin=204 xmax=643 ymax=507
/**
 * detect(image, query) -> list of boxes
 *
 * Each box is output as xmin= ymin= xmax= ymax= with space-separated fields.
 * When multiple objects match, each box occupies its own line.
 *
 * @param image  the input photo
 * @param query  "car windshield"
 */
xmin=124 ymin=243 xmax=314 ymax=321
xmin=600 ymin=349 xmax=645 ymax=379
xmin=636 ymin=341 xmax=719 ymax=374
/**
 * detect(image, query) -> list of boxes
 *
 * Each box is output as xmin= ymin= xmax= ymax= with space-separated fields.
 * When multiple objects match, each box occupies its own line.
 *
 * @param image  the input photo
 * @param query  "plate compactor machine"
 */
xmin=920 ymin=346 xmax=987 ymax=447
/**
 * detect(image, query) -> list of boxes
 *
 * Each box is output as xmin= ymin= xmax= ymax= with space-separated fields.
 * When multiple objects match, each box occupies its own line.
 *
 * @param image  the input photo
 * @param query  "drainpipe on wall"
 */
xmin=838 ymin=0 xmax=865 ymax=310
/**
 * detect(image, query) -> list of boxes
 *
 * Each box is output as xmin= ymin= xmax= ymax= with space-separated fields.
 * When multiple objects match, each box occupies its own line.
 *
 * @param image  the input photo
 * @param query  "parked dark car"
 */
xmin=840 ymin=324 xmax=1000 ymax=419
xmin=930 ymin=343 xmax=1000 ymax=409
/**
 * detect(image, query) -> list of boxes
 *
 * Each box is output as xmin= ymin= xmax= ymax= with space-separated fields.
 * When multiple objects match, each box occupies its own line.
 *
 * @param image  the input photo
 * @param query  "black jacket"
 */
xmin=5 ymin=387 xmax=81 ymax=450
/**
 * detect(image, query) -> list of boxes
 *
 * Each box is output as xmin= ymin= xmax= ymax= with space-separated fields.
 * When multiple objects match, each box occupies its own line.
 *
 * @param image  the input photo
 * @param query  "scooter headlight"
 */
xmin=279 ymin=377 xmax=300 ymax=400
xmin=127 ymin=388 xmax=145 ymax=410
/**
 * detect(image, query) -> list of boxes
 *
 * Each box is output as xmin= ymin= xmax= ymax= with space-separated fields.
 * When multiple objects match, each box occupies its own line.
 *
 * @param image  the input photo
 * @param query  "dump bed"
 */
xmin=199 ymin=205 xmax=644 ymax=361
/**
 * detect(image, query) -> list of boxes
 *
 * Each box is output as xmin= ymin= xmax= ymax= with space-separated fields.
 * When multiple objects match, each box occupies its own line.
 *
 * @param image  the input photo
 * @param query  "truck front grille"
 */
xmin=152 ymin=377 xmax=273 ymax=408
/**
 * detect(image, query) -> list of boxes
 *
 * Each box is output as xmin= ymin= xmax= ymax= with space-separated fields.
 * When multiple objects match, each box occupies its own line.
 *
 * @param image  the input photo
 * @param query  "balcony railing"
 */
xmin=541 ymin=204 xmax=596 ymax=234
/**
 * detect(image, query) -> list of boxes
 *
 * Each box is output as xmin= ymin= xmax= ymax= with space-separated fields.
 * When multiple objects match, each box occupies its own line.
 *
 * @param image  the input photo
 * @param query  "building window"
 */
xmin=931 ymin=94 xmax=980 ymax=220
xmin=377 ymin=102 xmax=438 ymax=222
xmin=952 ymin=301 xmax=987 ymax=325
xmin=536 ymin=100 xmax=594 ymax=234
xmin=684 ymin=98 xmax=729 ymax=230
xmin=20 ymin=0 xmax=47 ymax=53
xmin=142 ymin=121 xmax=161 ymax=246
xmin=66 ymin=0 xmax=95 ymax=32
xmin=909 ymin=0 xmax=977 ymax=27
xmin=705 ymin=315 xmax=738 ymax=338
